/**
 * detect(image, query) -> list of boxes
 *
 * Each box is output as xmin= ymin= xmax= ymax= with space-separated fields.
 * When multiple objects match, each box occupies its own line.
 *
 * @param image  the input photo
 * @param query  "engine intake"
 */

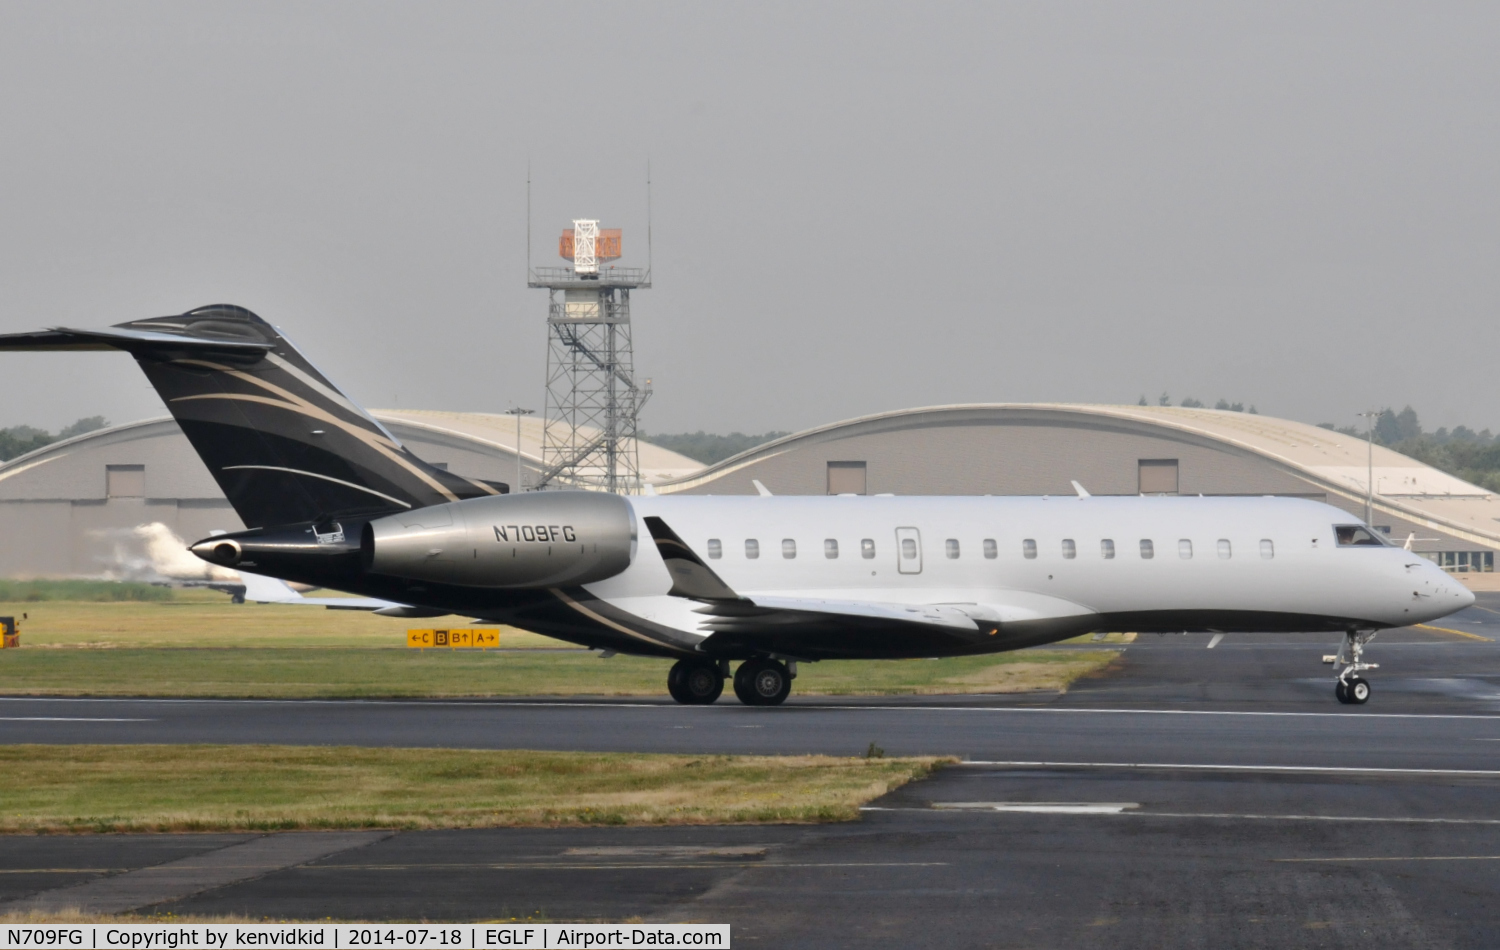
xmin=361 ymin=491 xmax=635 ymax=588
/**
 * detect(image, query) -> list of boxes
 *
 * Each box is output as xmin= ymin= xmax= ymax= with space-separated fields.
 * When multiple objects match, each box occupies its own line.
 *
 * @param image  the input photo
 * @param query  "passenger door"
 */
xmin=895 ymin=527 xmax=922 ymax=574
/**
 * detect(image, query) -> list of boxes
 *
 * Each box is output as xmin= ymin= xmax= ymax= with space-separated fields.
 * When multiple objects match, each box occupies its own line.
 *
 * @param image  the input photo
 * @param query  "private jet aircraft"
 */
xmin=0 ymin=306 xmax=1475 ymax=705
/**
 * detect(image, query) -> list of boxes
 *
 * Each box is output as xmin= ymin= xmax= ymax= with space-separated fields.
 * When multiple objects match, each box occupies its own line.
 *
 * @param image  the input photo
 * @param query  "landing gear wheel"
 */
xmin=667 ymin=660 xmax=724 ymax=705
xmin=1333 ymin=630 xmax=1380 ymax=706
xmin=1346 ymin=676 xmax=1371 ymax=705
xmin=733 ymin=659 xmax=793 ymax=706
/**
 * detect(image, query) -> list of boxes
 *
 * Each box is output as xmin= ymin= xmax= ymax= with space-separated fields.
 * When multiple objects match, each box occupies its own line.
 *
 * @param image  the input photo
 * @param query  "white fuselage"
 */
xmin=585 ymin=495 xmax=1474 ymax=645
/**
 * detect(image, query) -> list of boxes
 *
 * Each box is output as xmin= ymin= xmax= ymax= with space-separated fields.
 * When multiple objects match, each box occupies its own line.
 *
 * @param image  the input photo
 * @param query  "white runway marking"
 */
xmin=0 ymin=716 xmax=153 ymax=722
xmin=932 ymin=802 xmax=1139 ymax=814
xmin=863 ymin=807 xmax=1500 ymax=825
xmin=5 ymin=695 xmax=1500 ymax=720
xmin=1276 ymin=855 xmax=1500 ymax=862
xmin=959 ymin=760 xmax=1500 ymax=777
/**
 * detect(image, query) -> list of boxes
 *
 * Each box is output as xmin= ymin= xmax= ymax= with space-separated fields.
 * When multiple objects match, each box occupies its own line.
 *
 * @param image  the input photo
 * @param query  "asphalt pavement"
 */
xmin=2 ymin=593 xmax=1499 ymax=946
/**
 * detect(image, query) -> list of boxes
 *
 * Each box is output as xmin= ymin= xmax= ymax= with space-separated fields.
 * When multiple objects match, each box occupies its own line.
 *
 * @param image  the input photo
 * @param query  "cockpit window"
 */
xmin=1335 ymin=525 xmax=1385 ymax=547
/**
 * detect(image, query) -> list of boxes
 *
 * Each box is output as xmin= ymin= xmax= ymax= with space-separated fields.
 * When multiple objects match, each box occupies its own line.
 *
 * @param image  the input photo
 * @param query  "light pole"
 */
xmin=1357 ymin=410 xmax=1380 ymax=528
xmin=503 ymin=407 xmax=534 ymax=493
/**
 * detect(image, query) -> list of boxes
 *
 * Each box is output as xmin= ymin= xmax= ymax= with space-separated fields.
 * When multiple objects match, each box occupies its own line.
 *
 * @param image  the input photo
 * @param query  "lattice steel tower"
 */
xmin=529 ymin=219 xmax=651 ymax=493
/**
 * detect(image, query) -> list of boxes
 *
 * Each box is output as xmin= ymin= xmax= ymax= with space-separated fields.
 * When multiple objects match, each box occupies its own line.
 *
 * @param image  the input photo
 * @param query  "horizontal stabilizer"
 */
xmin=237 ymin=570 xmax=405 ymax=611
xmin=0 ymin=325 xmax=273 ymax=359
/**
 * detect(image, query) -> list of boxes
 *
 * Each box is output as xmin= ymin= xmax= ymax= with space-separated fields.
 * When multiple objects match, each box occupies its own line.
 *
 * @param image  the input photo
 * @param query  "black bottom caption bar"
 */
xmin=2 ymin=926 xmax=729 ymax=950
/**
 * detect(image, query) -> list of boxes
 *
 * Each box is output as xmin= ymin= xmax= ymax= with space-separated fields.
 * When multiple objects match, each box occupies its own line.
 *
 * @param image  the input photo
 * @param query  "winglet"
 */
xmin=752 ymin=479 xmax=773 ymax=496
xmin=1071 ymin=480 xmax=1091 ymax=498
xmin=643 ymin=516 xmax=746 ymax=602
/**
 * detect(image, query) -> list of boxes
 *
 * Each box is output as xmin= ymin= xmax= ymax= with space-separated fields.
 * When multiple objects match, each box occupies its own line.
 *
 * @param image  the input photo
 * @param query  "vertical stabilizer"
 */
xmin=0 ymin=305 xmax=505 ymax=527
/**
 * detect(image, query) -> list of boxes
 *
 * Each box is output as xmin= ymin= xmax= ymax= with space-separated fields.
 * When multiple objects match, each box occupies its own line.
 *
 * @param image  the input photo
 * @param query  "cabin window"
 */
xmin=861 ymin=538 xmax=876 ymax=559
xmin=1260 ymin=539 xmax=1274 ymax=559
xmin=782 ymin=539 xmax=797 ymax=559
xmin=1101 ymin=539 xmax=1115 ymax=559
xmin=945 ymin=539 xmax=960 ymax=559
xmin=1179 ymin=539 xmax=1193 ymax=559
xmin=901 ymin=538 xmax=918 ymax=560
xmin=1335 ymin=525 xmax=1385 ymax=547
xmin=983 ymin=538 xmax=997 ymax=559
xmin=1061 ymin=539 xmax=1076 ymax=559
xmin=745 ymin=539 xmax=760 ymax=559
xmin=707 ymin=539 xmax=722 ymax=559
xmin=1217 ymin=539 xmax=1231 ymax=559
xmin=1140 ymin=539 xmax=1154 ymax=559
xmin=1023 ymin=539 xmax=1038 ymax=559
xmin=825 ymin=539 xmax=839 ymax=559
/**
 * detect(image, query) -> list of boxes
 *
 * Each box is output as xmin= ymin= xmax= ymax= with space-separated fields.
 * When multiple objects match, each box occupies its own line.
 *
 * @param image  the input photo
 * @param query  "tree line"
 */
xmin=1318 ymin=408 xmax=1500 ymax=493
xmin=0 ymin=417 xmax=109 ymax=462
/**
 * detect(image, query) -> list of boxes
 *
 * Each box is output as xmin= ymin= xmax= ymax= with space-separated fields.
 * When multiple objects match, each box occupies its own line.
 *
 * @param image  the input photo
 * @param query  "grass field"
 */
xmin=0 ymin=745 xmax=947 ymax=832
xmin=0 ymin=596 xmax=1122 ymax=697
xmin=0 ymin=645 xmax=1118 ymax=697
xmin=0 ymin=592 xmax=565 ymax=649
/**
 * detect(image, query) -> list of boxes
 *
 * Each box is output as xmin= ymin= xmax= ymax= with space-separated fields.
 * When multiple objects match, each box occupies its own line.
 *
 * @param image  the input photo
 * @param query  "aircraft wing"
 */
xmin=642 ymin=516 xmax=1097 ymax=659
xmin=697 ymin=596 xmax=984 ymax=631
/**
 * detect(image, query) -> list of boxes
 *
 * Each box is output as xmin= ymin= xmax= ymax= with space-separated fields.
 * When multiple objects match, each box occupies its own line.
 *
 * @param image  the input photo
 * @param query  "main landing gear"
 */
xmin=666 ymin=658 xmax=795 ymax=706
xmin=733 ymin=659 xmax=794 ymax=706
xmin=1334 ymin=630 xmax=1378 ymax=705
xmin=666 ymin=659 xmax=724 ymax=705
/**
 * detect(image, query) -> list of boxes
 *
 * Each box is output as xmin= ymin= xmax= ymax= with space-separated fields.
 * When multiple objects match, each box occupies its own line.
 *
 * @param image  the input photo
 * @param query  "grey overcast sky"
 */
xmin=0 ymin=2 xmax=1496 ymax=435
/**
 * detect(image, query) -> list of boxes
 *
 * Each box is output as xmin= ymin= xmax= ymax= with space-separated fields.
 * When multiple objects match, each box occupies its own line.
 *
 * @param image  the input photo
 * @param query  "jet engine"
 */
xmin=360 ymin=491 xmax=636 ymax=588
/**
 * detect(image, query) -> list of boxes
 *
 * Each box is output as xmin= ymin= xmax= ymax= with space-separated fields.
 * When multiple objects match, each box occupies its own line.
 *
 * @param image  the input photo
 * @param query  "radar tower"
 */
xmin=528 ymin=220 xmax=651 ymax=493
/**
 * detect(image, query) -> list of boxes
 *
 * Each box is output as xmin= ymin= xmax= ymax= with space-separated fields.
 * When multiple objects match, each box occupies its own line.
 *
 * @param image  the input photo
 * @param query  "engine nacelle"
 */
xmin=361 ymin=491 xmax=636 ymax=588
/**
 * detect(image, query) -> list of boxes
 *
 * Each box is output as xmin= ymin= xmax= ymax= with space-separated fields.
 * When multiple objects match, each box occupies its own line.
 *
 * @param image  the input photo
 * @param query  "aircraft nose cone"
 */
xmin=1452 ymin=576 xmax=1478 ymax=608
xmin=190 ymin=537 xmax=242 ymax=566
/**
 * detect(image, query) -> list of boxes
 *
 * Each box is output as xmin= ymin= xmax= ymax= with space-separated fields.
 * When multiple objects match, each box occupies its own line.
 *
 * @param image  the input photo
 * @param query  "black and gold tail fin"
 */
xmin=0 ymin=305 xmax=505 ymax=527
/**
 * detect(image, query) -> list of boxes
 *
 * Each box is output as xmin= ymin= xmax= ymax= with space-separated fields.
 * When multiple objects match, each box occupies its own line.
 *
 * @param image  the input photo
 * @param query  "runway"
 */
xmin=3 ymin=595 xmax=1500 ymax=945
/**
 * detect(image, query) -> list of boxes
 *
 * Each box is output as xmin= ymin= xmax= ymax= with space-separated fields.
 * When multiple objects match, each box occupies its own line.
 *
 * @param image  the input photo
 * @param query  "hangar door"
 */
xmin=1138 ymin=459 xmax=1179 ymax=495
xmin=895 ymin=527 xmax=922 ymax=574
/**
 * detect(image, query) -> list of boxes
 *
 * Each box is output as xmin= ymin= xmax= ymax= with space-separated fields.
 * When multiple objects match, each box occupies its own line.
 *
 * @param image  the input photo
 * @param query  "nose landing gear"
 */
xmin=1334 ymin=630 xmax=1378 ymax=705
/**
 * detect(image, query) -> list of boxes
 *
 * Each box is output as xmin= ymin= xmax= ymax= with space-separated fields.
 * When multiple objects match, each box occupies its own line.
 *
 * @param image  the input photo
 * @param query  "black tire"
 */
xmin=667 ymin=662 xmax=691 ymax=704
xmin=733 ymin=659 xmax=792 ymax=706
xmin=732 ymin=662 xmax=758 ymax=705
xmin=1347 ymin=676 xmax=1371 ymax=705
xmin=668 ymin=660 xmax=723 ymax=705
xmin=1335 ymin=680 xmax=1349 ymax=704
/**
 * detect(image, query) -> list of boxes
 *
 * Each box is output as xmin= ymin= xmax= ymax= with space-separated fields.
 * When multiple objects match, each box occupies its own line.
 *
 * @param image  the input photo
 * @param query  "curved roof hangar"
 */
xmin=654 ymin=403 xmax=1500 ymax=553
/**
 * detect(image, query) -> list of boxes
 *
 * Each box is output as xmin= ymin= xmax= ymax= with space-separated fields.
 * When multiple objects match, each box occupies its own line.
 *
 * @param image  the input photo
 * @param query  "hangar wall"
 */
xmin=656 ymin=404 xmax=1500 ymax=572
xmin=3 ymin=402 xmax=1495 ymax=579
xmin=658 ymin=410 xmax=1317 ymax=498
